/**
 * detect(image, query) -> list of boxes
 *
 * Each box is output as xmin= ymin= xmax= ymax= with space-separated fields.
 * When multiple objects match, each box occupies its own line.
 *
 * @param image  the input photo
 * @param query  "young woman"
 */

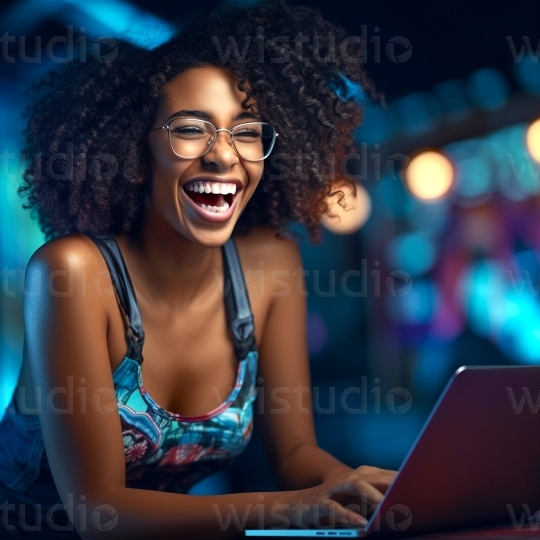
xmin=0 ymin=1 xmax=395 ymax=538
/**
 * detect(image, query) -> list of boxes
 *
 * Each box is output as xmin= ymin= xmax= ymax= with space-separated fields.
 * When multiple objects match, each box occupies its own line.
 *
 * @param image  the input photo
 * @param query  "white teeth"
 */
xmin=185 ymin=181 xmax=238 ymax=194
xmin=196 ymin=200 xmax=231 ymax=214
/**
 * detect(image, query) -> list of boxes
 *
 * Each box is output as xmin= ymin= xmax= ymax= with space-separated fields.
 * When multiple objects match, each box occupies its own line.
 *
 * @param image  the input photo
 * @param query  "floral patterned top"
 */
xmin=85 ymin=233 xmax=259 ymax=493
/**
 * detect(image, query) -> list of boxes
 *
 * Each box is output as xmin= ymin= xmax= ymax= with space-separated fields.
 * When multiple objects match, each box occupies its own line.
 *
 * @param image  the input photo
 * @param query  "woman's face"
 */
xmin=146 ymin=65 xmax=265 ymax=248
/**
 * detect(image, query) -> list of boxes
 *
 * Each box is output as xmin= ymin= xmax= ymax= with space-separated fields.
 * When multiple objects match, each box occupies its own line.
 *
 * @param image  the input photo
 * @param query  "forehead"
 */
xmin=158 ymin=65 xmax=256 ymax=120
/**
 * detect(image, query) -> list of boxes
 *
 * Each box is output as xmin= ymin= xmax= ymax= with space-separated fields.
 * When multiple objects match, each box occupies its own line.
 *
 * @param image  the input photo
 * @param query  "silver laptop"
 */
xmin=245 ymin=365 xmax=540 ymax=537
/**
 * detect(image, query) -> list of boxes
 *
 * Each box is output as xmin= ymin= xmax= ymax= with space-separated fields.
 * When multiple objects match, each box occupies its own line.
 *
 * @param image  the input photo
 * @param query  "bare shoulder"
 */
xmin=26 ymin=232 xmax=113 ymax=303
xmin=233 ymin=226 xmax=303 ymax=272
xmin=30 ymin=232 xmax=103 ymax=268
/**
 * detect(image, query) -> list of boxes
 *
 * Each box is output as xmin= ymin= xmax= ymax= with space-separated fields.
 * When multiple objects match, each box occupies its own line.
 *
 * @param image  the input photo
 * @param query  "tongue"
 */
xmin=187 ymin=191 xmax=225 ymax=206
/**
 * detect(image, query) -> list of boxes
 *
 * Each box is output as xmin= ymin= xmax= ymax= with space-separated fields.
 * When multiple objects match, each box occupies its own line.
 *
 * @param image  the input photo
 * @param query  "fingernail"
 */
xmin=355 ymin=516 xmax=366 ymax=525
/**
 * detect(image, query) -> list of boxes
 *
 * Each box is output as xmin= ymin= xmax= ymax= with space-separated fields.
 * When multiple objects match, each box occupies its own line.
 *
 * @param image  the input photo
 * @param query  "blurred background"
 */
xmin=1 ymin=0 xmax=540 ymax=495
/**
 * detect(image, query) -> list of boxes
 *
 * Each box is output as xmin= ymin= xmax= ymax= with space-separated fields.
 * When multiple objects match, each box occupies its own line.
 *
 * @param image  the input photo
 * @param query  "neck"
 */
xmin=124 ymin=200 xmax=222 ymax=312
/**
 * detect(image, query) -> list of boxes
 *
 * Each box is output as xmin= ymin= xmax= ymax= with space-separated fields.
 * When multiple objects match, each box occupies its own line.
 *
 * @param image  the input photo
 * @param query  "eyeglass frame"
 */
xmin=148 ymin=118 xmax=279 ymax=162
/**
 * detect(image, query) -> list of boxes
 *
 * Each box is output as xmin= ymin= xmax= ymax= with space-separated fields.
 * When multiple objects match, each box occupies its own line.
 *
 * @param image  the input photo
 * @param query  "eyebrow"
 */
xmin=166 ymin=109 xmax=261 ymax=122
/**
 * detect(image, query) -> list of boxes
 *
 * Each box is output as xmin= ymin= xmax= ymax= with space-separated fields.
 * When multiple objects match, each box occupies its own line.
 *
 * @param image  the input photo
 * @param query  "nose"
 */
xmin=202 ymin=129 xmax=239 ymax=170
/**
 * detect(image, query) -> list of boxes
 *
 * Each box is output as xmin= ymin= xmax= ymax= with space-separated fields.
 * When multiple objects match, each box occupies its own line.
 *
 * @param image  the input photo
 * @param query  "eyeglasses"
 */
xmin=148 ymin=118 xmax=278 ymax=161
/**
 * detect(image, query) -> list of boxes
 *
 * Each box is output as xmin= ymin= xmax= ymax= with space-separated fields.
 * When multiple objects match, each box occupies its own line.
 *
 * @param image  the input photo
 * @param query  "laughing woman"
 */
xmin=0 ymin=1 xmax=395 ymax=538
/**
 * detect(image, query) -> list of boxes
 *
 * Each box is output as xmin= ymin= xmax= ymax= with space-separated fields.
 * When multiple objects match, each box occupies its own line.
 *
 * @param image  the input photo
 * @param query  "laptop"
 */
xmin=245 ymin=365 xmax=540 ymax=537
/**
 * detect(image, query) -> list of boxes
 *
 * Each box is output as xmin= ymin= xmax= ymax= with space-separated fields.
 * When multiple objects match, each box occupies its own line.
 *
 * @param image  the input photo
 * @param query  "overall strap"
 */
xmin=222 ymin=237 xmax=257 ymax=360
xmin=85 ymin=233 xmax=145 ymax=363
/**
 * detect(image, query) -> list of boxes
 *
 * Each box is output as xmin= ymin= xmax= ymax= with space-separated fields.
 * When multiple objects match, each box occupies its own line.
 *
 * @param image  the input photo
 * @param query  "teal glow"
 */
xmin=500 ymin=291 xmax=540 ymax=364
xmin=414 ymin=338 xmax=453 ymax=401
xmin=62 ymin=0 xmax=175 ymax=49
xmin=408 ymin=199 xmax=450 ymax=237
xmin=460 ymin=260 xmax=507 ymax=338
xmin=467 ymin=68 xmax=509 ymax=111
xmin=514 ymin=55 xmax=540 ymax=95
xmin=432 ymin=79 xmax=470 ymax=121
xmin=394 ymin=278 xmax=438 ymax=324
xmin=377 ymin=175 xmax=413 ymax=219
xmin=395 ymin=92 xmax=439 ymax=136
xmin=454 ymin=156 xmax=491 ymax=198
xmin=387 ymin=232 xmax=437 ymax=278
xmin=336 ymin=75 xmax=365 ymax=103
xmin=355 ymin=103 xmax=396 ymax=145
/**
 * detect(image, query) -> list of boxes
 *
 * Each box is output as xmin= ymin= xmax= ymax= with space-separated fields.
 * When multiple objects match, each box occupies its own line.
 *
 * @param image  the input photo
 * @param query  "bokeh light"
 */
xmin=526 ymin=118 xmax=540 ymax=164
xmin=405 ymin=150 xmax=454 ymax=201
xmin=321 ymin=181 xmax=372 ymax=234
xmin=466 ymin=68 xmax=509 ymax=111
xmin=386 ymin=231 xmax=437 ymax=278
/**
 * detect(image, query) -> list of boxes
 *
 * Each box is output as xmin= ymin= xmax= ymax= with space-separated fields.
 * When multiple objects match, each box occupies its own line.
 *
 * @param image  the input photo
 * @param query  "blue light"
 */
xmin=408 ymin=198 xmax=450 ymax=237
xmin=400 ymin=278 xmax=438 ymax=324
xmin=467 ymin=68 xmax=509 ymax=111
xmin=432 ymin=79 xmax=471 ymax=121
xmin=514 ymin=55 xmax=540 ymax=95
xmin=376 ymin=175 xmax=413 ymax=219
xmin=414 ymin=338 xmax=454 ymax=401
xmin=60 ymin=0 xmax=176 ymax=50
xmin=460 ymin=260 xmax=507 ymax=339
xmin=394 ymin=91 xmax=439 ymax=136
xmin=355 ymin=103 xmax=397 ymax=145
xmin=499 ymin=292 xmax=540 ymax=364
xmin=387 ymin=232 xmax=437 ymax=278
xmin=454 ymin=156 xmax=492 ymax=198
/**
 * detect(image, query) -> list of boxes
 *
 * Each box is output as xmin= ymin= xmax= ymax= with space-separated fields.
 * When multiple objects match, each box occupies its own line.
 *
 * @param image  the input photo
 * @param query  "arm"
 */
xmin=23 ymin=235 xmax=295 ymax=540
xmin=256 ymin=235 xmax=395 ymax=491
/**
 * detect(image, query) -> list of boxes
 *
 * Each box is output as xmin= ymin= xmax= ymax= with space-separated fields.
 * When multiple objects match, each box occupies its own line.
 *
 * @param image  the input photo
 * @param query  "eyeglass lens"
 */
xmin=168 ymin=119 xmax=275 ymax=160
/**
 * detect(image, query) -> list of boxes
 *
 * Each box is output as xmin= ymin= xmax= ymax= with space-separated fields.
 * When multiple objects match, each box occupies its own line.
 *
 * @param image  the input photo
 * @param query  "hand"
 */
xmin=280 ymin=465 xmax=397 ymax=528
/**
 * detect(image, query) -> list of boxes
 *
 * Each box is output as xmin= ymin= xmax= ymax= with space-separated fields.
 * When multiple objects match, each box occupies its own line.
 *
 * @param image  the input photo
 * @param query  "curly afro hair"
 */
xmin=18 ymin=0 xmax=381 ymax=244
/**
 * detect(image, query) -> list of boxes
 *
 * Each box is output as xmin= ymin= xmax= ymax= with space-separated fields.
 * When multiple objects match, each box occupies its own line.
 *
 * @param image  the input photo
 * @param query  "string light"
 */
xmin=405 ymin=150 xmax=454 ymax=201
xmin=526 ymin=118 xmax=540 ymax=164
xmin=321 ymin=181 xmax=372 ymax=234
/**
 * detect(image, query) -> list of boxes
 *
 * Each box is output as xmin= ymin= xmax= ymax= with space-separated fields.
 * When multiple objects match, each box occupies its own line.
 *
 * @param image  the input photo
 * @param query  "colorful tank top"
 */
xmin=86 ymin=233 xmax=259 ymax=493
xmin=0 ymin=234 xmax=258 ymax=512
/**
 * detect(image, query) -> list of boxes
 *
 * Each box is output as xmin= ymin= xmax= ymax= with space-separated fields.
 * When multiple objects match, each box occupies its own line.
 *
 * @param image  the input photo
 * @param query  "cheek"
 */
xmin=247 ymin=163 xmax=265 ymax=191
xmin=149 ymin=143 xmax=189 ymax=194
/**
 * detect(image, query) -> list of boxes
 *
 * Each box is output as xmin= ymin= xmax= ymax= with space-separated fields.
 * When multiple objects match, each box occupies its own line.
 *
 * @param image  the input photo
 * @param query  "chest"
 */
xmin=105 ymin=261 xmax=268 ymax=418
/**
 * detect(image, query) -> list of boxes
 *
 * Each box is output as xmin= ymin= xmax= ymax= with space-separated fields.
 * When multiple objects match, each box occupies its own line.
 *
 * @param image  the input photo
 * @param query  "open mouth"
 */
xmin=183 ymin=180 xmax=240 ymax=214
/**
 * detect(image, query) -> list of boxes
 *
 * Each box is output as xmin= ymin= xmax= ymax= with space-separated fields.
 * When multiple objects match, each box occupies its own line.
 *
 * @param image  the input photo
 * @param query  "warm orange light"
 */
xmin=405 ymin=150 xmax=454 ymax=200
xmin=321 ymin=181 xmax=371 ymax=234
xmin=526 ymin=118 xmax=540 ymax=164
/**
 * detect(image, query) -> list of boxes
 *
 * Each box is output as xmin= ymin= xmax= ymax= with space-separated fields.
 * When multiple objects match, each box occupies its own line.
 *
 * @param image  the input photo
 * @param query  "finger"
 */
xmin=369 ymin=476 xmax=396 ymax=492
xmin=327 ymin=479 xmax=384 ymax=508
xmin=355 ymin=466 xmax=397 ymax=477
xmin=327 ymin=479 xmax=382 ymax=504
xmin=352 ymin=479 xmax=384 ymax=506
xmin=322 ymin=498 xmax=367 ymax=527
